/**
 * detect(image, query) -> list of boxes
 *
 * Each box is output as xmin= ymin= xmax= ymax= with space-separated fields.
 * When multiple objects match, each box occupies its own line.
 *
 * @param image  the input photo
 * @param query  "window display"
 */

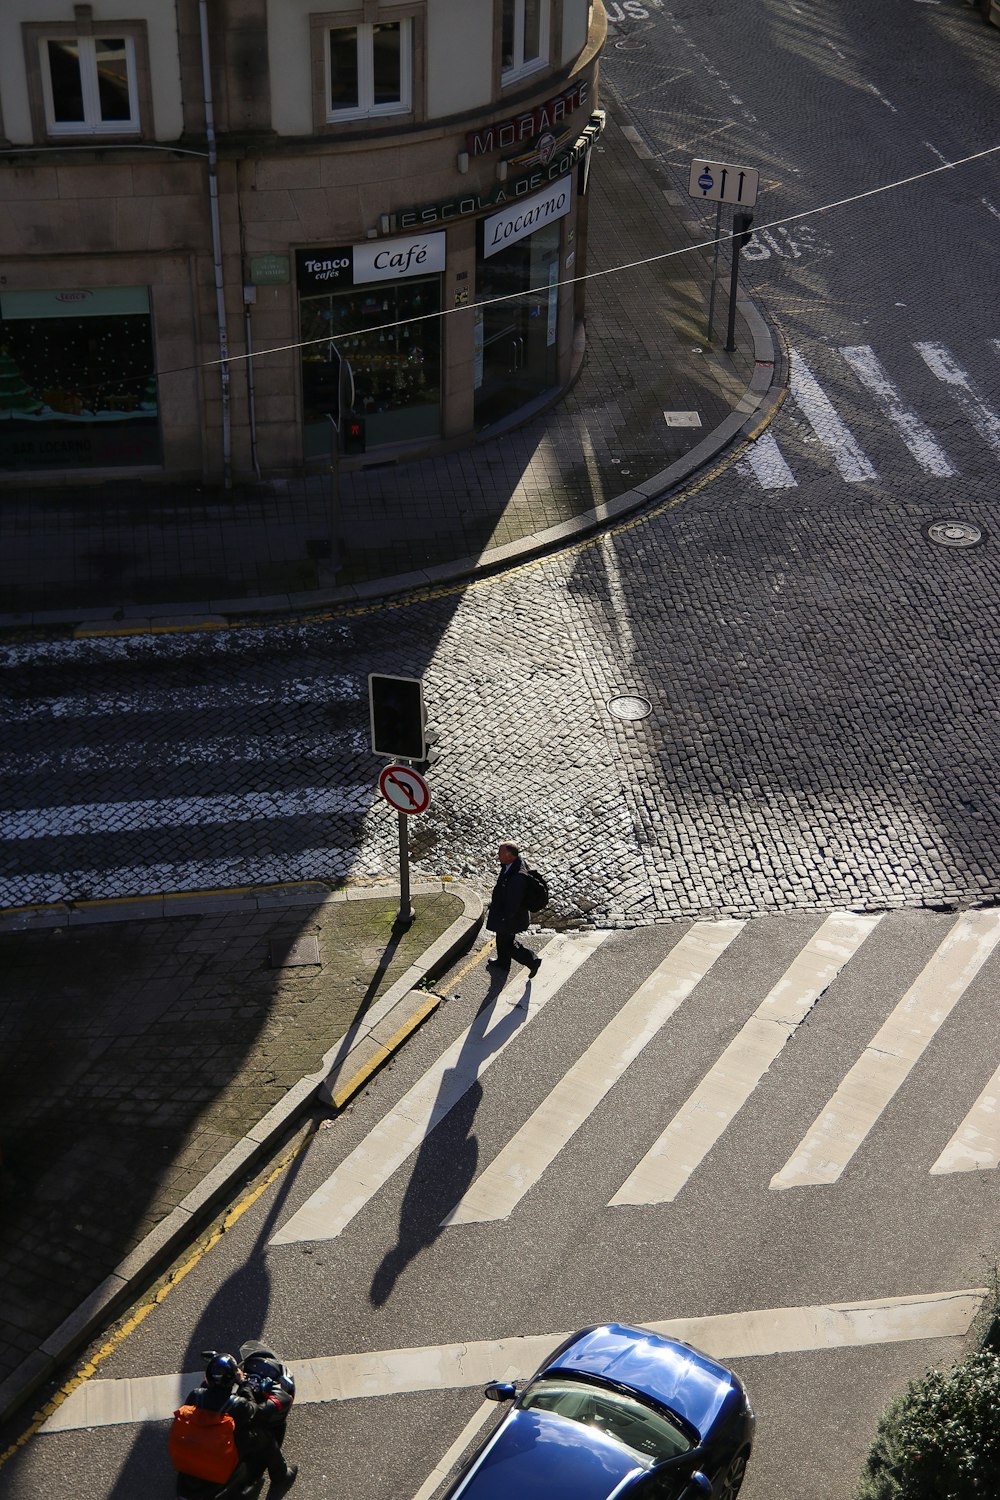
xmin=300 ymin=275 xmax=441 ymax=457
xmin=0 ymin=287 xmax=159 ymax=470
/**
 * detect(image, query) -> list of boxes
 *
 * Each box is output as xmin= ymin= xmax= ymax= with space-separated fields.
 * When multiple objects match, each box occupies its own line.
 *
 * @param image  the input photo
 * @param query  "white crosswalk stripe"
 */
xmin=442 ymin=919 xmax=745 ymax=1226
xmin=0 ymin=785 xmax=370 ymax=840
xmin=269 ymin=931 xmax=610 ymax=1248
xmin=930 ymin=1061 xmax=1000 ymax=1175
xmin=738 ymin=335 xmax=999 ymax=493
xmin=3 ymin=675 xmax=358 ymax=723
xmin=788 ymin=348 xmax=877 ymax=482
xmin=839 ymin=344 xmax=956 ymax=477
xmin=740 ymin=430 xmax=798 ymax=489
xmin=916 ymin=340 xmax=1000 ymax=458
xmin=771 ymin=909 xmax=1000 ymax=1190
xmin=610 ymin=911 xmax=881 ymax=1207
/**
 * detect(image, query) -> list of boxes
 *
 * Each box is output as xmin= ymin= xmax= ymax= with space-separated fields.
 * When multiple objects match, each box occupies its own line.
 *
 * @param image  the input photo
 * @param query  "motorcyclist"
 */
xmin=186 ymin=1353 xmax=298 ymax=1491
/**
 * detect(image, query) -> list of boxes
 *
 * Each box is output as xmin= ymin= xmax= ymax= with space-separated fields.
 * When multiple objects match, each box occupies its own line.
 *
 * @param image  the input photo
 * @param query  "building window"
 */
xmin=326 ymin=21 xmax=411 ymax=119
xmin=501 ymin=0 xmax=550 ymax=83
xmin=39 ymin=35 xmax=140 ymax=135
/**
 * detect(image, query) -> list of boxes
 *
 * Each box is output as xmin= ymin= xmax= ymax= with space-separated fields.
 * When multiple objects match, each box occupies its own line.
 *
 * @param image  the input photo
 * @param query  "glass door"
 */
xmin=474 ymin=220 xmax=561 ymax=430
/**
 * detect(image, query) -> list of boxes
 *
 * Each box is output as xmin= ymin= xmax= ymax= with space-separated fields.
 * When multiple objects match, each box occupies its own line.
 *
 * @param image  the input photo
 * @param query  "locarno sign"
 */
xmin=482 ymin=178 xmax=572 ymax=259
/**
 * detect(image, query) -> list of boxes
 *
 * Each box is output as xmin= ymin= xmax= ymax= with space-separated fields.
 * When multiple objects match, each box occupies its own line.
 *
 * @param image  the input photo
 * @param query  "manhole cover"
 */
xmin=608 ymin=694 xmax=652 ymax=721
xmin=925 ymin=520 xmax=985 ymax=549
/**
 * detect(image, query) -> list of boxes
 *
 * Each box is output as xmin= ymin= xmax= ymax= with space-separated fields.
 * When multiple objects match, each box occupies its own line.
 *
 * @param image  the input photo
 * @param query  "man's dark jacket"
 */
xmin=487 ymin=857 xmax=531 ymax=935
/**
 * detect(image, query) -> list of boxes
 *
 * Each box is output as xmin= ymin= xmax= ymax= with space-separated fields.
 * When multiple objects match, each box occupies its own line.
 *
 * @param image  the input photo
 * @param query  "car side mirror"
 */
xmin=684 ymin=1474 xmax=712 ymax=1498
xmin=484 ymin=1380 xmax=517 ymax=1402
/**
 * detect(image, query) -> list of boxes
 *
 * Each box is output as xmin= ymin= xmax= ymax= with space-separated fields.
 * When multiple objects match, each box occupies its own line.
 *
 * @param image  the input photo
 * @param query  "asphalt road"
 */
xmin=5 ymin=911 xmax=998 ymax=1497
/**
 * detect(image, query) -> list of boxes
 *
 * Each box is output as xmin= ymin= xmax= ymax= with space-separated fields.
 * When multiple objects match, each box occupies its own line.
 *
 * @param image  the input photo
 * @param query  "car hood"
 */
xmin=450 ymin=1407 xmax=646 ymax=1499
xmin=551 ymin=1324 xmax=738 ymax=1439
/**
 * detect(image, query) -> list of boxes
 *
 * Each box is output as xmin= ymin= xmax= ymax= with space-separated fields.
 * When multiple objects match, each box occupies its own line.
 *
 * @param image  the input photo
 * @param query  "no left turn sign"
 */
xmin=378 ymin=764 xmax=430 ymax=815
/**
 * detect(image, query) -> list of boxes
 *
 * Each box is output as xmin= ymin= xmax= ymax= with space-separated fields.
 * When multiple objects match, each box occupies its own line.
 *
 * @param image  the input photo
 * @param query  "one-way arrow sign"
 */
xmin=688 ymin=158 xmax=759 ymax=207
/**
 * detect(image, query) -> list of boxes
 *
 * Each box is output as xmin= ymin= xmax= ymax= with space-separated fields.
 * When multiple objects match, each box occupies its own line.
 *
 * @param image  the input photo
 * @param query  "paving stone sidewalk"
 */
xmin=0 ymin=881 xmax=480 ymax=1422
xmin=0 ymin=93 xmax=771 ymax=626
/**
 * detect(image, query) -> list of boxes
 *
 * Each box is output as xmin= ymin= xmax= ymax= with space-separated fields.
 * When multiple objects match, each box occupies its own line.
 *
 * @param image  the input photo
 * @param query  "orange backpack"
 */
xmin=169 ymin=1402 xmax=240 ymax=1483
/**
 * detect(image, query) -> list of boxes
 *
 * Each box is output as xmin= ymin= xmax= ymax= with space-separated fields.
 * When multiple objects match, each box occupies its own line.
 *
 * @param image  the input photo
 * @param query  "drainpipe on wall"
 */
xmin=198 ymin=0 xmax=232 ymax=488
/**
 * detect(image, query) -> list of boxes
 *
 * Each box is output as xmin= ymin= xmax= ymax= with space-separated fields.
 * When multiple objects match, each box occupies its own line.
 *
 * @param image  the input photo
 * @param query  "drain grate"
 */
xmin=925 ymin=520 xmax=985 ymax=549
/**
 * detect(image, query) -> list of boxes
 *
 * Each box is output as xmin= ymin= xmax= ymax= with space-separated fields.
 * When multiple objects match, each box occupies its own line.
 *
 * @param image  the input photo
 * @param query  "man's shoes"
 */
xmin=527 ymin=954 xmax=541 ymax=978
xmin=270 ymin=1465 xmax=298 ymax=1491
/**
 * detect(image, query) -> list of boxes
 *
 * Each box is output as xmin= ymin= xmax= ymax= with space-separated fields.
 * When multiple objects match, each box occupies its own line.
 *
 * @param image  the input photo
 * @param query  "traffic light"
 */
xmin=368 ymin=673 xmax=426 ymax=760
xmin=733 ymin=211 xmax=754 ymax=249
xmin=344 ymin=415 xmax=366 ymax=454
xmin=411 ymin=728 xmax=442 ymax=775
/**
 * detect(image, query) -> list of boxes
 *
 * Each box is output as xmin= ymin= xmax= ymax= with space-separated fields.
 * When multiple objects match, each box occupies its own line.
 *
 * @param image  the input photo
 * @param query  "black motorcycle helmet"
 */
xmin=205 ymin=1353 xmax=240 ymax=1387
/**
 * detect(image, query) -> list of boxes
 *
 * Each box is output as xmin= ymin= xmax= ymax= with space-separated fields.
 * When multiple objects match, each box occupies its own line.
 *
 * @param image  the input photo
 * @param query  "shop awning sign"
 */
xmin=482 ymin=178 xmax=572 ymax=259
xmin=353 ymin=232 xmax=447 ymax=284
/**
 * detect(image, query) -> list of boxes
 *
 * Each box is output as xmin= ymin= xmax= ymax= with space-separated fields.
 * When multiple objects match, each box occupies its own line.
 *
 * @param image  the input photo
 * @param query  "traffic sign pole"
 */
xmin=706 ymin=201 xmax=722 ymax=342
xmin=395 ymin=810 xmax=414 ymax=929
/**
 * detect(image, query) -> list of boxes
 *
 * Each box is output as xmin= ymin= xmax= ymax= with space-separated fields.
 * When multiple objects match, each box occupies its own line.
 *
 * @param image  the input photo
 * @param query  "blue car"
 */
xmin=441 ymin=1324 xmax=754 ymax=1500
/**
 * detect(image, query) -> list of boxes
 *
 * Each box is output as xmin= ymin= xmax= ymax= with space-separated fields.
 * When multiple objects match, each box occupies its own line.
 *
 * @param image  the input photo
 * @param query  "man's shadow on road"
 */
xmin=369 ymin=967 xmax=533 ymax=1307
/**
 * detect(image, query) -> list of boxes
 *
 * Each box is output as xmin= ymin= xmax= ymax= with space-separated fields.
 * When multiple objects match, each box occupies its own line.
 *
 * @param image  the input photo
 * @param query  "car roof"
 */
xmin=447 ymin=1406 xmax=647 ymax=1500
xmin=546 ymin=1324 xmax=738 ymax=1439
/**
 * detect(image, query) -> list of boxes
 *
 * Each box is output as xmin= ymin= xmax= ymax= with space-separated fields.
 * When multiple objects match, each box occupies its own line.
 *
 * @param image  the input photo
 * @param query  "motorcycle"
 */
xmin=174 ymin=1341 xmax=296 ymax=1500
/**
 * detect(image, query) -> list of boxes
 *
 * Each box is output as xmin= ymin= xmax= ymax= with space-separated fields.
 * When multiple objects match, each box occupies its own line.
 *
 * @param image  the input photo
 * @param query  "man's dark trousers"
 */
xmin=494 ymin=931 xmax=536 ymax=970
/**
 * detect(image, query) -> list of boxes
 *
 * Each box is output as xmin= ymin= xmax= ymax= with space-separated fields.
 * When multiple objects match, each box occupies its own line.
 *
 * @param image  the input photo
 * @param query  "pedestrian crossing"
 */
xmin=271 ymin=909 xmax=1000 ymax=1250
xmin=739 ymin=336 xmax=1000 ymax=490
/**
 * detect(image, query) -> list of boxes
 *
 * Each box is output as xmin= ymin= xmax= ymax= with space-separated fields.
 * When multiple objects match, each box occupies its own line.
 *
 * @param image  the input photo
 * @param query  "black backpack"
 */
xmin=522 ymin=866 xmax=550 ymax=912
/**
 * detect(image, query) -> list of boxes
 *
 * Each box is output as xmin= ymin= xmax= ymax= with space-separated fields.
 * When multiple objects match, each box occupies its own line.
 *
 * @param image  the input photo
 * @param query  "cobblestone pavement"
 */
xmin=2 ymin=1 xmax=1000 ymax=926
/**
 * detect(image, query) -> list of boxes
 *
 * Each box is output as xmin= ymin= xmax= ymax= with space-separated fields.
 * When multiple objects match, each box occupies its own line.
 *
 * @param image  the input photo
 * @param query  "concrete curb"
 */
xmin=0 ymin=879 xmax=484 ymax=1425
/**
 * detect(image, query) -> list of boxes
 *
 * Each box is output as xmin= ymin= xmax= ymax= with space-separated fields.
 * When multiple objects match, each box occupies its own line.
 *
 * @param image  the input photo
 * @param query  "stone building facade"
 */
xmin=0 ymin=0 xmax=606 ymax=484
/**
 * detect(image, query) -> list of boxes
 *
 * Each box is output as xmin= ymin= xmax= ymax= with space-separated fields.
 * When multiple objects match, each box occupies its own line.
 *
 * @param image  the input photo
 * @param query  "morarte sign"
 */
xmin=397 ymin=111 xmax=604 ymax=233
xmin=466 ymin=80 xmax=589 ymax=156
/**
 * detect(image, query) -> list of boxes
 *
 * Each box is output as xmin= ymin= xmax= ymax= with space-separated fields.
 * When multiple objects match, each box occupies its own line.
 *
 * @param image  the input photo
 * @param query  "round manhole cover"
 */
xmin=925 ymin=520 xmax=985 ymax=549
xmin=608 ymin=694 xmax=652 ymax=721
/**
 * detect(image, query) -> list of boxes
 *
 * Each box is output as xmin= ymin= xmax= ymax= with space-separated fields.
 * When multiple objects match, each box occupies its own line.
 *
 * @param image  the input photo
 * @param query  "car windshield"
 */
xmin=520 ymin=1376 xmax=694 ymax=1464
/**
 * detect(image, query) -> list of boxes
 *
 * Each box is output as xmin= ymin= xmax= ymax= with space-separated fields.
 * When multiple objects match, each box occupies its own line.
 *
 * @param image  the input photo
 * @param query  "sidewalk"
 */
xmin=0 ymin=94 xmax=777 ymax=630
xmin=0 ymin=880 xmax=483 ymax=1424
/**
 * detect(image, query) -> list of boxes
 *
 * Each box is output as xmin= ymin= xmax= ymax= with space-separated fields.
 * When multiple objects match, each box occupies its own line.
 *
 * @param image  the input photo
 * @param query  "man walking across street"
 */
xmin=486 ymin=842 xmax=541 ymax=977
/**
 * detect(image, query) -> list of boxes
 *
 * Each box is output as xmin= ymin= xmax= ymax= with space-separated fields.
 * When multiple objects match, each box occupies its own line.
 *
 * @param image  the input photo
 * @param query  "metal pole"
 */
xmin=395 ymin=810 xmax=414 ymax=929
xmin=724 ymin=230 xmax=742 ymax=353
xmin=706 ymin=202 xmax=722 ymax=342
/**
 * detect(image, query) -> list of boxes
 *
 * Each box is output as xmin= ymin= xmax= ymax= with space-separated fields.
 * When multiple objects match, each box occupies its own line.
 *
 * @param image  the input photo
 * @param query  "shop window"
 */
xmin=326 ymin=20 xmax=411 ymax=119
xmin=501 ymin=0 xmax=550 ymax=83
xmin=0 ymin=287 xmax=160 ymax=471
xmin=299 ymin=276 xmax=441 ymax=456
xmin=23 ymin=17 xmax=150 ymax=141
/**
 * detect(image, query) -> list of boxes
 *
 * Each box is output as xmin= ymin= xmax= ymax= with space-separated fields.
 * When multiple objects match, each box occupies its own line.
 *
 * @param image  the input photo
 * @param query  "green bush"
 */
xmin=856 ymin=1349 xmax=1000 ymax=1499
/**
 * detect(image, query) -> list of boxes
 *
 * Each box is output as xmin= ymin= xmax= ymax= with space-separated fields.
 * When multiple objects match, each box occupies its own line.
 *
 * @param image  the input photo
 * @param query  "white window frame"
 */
xmin=501 ymin=0 xmax=551 ymax=84
xmin=325 ymin=19 xmax=412 ymax=122
xmin=38 ymin=33 xmax=140 ymax=137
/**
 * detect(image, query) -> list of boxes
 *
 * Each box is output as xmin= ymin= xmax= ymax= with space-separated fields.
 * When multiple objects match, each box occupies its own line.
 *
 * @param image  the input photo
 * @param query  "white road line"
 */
xmin=612 ymin=913 xmax=881 ymax=1207
xmin=443 ymin=920 xmax=745 ymax=1226
xmin=772 ymin=910 xmax=1000 ymax=1190
xmin=931 ymin=1062 xmax=1000 ymax=1175
xmin=41 ymin=1289 xmax=986 ymax=1433
xmin=411 ymin=1377 xmax=517 ymax=1500
xmin=0 ymin=785 xmax=371 ymax=841
xmin=2 ymin=677 xmax=358 ymax=722
xmin=0 ymin=847 xmax=375 ymax=909
xmin=740 ymin=432 xmax=798 ymax=489
xmin=0 ymin=730 xmax=368 ymax=781
xmin=838 ymin=345 xmax=956 ymax=477
xmin=915 ymin=341 xmax=1000 ymax=458
xmin=788 ymin=350 xmax=878 ymax=482
xmin=269 ymin=933 xmax=610 ymax=1248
